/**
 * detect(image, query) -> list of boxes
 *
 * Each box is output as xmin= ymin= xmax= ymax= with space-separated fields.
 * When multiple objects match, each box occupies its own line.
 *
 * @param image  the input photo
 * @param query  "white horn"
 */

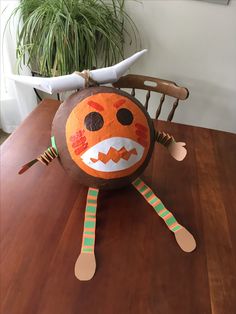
xmin=8 ymin=49 xmax=147 ymax=94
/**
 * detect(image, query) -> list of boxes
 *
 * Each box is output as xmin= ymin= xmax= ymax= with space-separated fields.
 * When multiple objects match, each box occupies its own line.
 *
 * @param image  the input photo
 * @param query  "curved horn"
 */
xmin=9 ymin=50 xmax=147 ymax=94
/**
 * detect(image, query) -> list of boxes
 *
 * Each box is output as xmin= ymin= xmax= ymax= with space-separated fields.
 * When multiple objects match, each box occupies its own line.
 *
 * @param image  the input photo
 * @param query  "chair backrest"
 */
xmin=112 ymin=74 xmax=189 ymax=121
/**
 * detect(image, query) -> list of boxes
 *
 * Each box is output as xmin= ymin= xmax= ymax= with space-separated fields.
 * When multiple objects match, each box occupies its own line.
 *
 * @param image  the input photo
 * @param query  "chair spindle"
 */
xmin=131 ymin=88 xmax=135 ymax=97
xmin=155 ymin=94 xmax=165 ymax=119
xmin=144 ymin=90 xmax=151 ymax=110
xmin=168 ymin=99 xmax=179 ymax=121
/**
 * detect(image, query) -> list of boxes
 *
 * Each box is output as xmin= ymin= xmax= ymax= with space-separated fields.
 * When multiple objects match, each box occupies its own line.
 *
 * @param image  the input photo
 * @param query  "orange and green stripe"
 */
xmin=132 ymin=178 xmax=182 ymax=233
xmin=81 ymin=188 xmax=99 ymax=253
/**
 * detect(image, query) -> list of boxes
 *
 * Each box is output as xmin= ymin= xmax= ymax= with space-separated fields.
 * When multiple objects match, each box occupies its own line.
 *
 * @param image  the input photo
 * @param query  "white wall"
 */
xmin=0 ymin=1 xmax=37 ymax=133
xmin=124 ymin=0 xmax=236 ymax=133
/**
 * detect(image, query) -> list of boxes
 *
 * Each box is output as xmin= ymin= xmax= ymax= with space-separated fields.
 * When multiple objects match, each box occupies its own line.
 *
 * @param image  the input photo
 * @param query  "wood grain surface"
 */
xmin=1 ymin=99 xmax=236 ymax=314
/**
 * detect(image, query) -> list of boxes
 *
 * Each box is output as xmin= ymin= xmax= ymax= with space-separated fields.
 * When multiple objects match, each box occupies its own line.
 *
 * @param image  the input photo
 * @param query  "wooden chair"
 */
xmin=113 ymin=74 xmax=189 ymax=121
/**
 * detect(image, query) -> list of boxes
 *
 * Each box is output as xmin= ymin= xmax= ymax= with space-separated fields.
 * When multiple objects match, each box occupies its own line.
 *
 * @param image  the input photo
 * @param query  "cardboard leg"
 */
xmin=132 ymin=178 xmax=196 ymax=253
xmin=74 ymin=187 xmax=99 ymax=281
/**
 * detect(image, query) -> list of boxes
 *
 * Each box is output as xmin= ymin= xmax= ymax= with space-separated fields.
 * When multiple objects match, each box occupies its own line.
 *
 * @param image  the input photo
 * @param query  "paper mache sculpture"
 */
xmin=12 ymin=50 xmax=196 ymax=281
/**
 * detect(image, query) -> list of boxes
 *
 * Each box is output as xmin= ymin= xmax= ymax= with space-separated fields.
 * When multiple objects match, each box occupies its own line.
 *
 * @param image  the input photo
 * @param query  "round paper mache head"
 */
xmin=52 ymin=86 xmax=155 ymax=189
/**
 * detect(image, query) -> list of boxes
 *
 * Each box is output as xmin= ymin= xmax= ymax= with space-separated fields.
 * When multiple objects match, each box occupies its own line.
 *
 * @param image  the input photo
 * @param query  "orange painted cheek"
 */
xmin=135 ymin=123 xmax=149 ymax=147
xmin=69 ymin=129 xmax=88 ymax=155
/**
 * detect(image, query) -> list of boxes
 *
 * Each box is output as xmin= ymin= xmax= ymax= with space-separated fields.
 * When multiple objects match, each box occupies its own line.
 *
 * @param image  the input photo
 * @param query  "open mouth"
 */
xmin=80 ymin=137 xmax=145 ymax=172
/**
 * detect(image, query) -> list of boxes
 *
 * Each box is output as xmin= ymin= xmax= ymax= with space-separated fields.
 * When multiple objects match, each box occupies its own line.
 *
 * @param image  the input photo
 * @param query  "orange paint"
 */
xmin=90 ymin=147 xmax=137 ymax=164
xmin=135 ymin=123 xmax=148 ymax=132
xmin=88 ymin=100 xmax=104 ymax=111
xmin=66 ymin=93 xmax=151 ymax=179
xmin=113 ymin=99 xmax=126 ymax=108
xmin=152 ymin=199 xmax=161 ymax=207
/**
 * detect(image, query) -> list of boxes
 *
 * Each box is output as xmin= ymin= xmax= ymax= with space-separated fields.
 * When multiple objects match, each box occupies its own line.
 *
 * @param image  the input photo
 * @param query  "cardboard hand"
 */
xmin=168 ymin=142 xmax=187 ymax=161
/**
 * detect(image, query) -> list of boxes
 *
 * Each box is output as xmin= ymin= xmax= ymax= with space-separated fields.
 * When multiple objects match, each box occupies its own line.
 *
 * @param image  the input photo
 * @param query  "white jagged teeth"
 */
xmin=80 ymin=137 xmax=145 ymax=172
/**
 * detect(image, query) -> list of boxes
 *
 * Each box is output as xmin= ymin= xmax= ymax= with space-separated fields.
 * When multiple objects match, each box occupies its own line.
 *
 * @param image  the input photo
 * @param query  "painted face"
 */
xmin=66 ymin=93 xmax=151 ymax=179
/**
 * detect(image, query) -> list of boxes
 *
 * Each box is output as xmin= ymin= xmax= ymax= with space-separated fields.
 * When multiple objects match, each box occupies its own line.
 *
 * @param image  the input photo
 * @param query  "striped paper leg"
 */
xmin=81 ymin=187 xmax=99 ymax=254
xmin=133 ymin=178 xmax=182 ymax=233
xmin=74 ymin=187 xmax=99 ymax=281
xmin=132 ymin=178 xmax=196 ymax=252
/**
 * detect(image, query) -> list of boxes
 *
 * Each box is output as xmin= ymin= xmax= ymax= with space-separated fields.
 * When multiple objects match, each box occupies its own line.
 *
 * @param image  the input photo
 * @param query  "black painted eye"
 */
xmin=116 ymin=108 xmax=133 ymax=126
xmin=84 ymin=112 xmax=104 ymax=131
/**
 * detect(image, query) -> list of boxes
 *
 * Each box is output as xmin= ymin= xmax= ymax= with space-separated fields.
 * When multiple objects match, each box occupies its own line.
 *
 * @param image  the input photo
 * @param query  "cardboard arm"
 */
xmin=156 ymin=131 xmax=187 ymax=161
xmin=18 ymin=136 xmax=59 ymax=174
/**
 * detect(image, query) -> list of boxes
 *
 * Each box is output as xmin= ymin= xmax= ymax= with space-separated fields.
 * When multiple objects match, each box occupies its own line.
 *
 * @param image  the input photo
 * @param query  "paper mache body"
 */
xmin=52 ymin=86 xmax=155 ymax=189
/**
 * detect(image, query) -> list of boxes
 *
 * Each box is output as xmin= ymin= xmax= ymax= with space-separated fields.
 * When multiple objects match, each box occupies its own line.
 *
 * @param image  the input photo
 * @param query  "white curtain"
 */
xmin=0 ymin=1 xmax=37 ymax=134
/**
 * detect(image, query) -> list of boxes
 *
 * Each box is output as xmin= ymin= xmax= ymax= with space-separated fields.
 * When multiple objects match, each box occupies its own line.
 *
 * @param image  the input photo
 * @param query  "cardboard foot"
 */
xmin=74 ymin=252 xmax=96 ymax=281
xmin=174 ymin=227 xmax=196 ymax=253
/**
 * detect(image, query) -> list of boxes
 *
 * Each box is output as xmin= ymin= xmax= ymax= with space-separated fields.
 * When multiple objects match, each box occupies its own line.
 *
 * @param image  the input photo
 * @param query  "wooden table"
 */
xmin=1 ymin=99 xmax=236 ymax=314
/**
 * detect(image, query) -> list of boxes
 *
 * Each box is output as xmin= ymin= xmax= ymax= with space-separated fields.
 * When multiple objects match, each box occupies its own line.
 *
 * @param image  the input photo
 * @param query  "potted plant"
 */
xmin=9 ymin=0 xmax=139 ymax=77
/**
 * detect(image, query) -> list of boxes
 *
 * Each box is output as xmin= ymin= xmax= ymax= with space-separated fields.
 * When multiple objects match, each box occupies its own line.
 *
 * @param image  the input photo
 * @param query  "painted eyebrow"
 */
xmin=88 ymin=100 xmax=104 ymax=111
xmin=113 ymin=99 xmax=126 ymax=109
